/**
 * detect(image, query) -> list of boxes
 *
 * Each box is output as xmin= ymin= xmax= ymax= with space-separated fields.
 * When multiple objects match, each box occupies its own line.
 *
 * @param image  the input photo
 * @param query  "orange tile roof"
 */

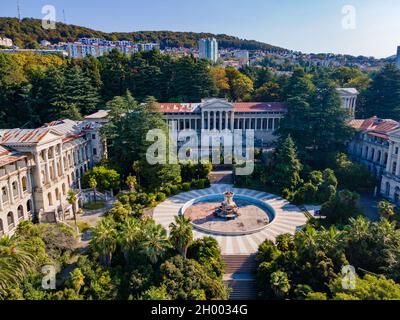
xmin=348 ymin=117 xmax=400 ymax=140
xmin=158 ymin=102 xmax=287 ymax=113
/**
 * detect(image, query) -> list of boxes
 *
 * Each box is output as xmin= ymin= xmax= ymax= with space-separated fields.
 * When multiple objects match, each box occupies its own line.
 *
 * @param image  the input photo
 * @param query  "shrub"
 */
xmin=170 ymin=185 xmax=180 ymax=195
xmin=181 ymin=182 xmax=191 ymax=192
xmin=191 ymin=179 xmax=206 ymax=190
xmin=155 ymin=192 xmax=167 ymax=203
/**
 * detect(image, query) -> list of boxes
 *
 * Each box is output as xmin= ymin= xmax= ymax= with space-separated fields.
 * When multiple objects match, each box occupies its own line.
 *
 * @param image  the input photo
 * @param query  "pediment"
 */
xmin=200 ymin=99 xmax=234 ymax=110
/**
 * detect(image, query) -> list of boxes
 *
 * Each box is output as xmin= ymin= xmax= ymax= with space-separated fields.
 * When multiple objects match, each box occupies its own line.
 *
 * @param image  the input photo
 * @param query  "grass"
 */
xmin=83 ymin=201 xmax=106 ymax=211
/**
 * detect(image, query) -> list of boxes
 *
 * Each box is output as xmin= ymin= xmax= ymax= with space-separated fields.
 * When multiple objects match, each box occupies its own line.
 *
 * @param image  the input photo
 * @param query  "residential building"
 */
xmin=233 ymin=50 xmax=250 ymax=66
xmin=199 ymin=38 xmax=219 ymax=63
xmin=0 ymin=119 xmax=106 ymax=237
xmin=0 ymin=37 xmax=13 ymax=47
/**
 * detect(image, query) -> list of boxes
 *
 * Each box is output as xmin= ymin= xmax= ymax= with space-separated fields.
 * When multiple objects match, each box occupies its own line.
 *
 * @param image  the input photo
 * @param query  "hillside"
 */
xmin=0 ymin=17 xmax=287 ymax=52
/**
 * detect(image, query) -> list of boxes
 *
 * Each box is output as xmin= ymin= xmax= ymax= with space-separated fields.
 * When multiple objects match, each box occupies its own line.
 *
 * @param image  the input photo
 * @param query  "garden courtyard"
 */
xmin=153 ymin=184 xmax=309 ymax=255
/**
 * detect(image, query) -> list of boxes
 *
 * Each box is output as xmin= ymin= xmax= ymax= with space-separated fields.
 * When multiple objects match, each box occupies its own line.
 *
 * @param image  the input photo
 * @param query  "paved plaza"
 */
xmin=153 ymin=184 xmax=308 ymax=255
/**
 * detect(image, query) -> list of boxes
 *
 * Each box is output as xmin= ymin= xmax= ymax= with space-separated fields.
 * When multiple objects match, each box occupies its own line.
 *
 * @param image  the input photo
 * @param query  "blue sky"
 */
xmin=2 ymin=0 xmax=400 ymax=58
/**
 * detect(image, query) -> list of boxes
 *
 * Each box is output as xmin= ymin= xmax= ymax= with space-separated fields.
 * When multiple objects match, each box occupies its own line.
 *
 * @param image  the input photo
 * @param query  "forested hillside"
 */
xmin=0 ymin=17 xmax=287 ymax=52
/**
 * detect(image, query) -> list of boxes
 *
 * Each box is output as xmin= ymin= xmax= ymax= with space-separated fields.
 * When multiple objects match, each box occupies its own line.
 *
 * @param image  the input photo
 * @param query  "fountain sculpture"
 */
xmin=215 ymin=191 xmax=239 ymax=220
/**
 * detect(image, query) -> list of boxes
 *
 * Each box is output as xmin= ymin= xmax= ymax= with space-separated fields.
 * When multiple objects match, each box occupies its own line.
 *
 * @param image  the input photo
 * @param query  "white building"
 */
xmin=0 ymin=37 xmax=13 ymax=47
xmin=336 ymin=88 xmax=359 ymax=119
xmin=40 ymin=40 xmax=51 ymax=47
xmin=348 ymin=117 xmax=400 ymax=205
xmin=382 ymin=128 xmax=400 ymax=204
xmin=396 ymin=46 xmax=400 ymax=69
xmin=0 ymin=119 xmax=106 ymax=237
xmin=199 ymin=38 xmax=219 ymax=63
xmin=233 ymin=50 xmax=250 ymax=66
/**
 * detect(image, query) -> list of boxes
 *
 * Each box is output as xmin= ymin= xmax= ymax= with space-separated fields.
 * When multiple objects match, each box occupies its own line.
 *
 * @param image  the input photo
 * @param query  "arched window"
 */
xmin=7 ymin=212 xmax=15 ymax=229
xmin=392 ymin=162 xmax=397 ymax=175
xmin=17 ymin=205 xmax=24 ymax=220
xmin=22 ymin=176 xmax=28 ymax=192
xmin=395 ymin=187 xmax=400 ymax=205
xmin=2 ymin=186 xmax=8 ymax=203
xmin=0 ymin=219 xmax=3 ymax=236
xmin=55 ymin=188 xmax=60 ymax=201
xmin=27 ymin=199 xmax=32 ymax=213
xmin=371 ymin=149 xmax=375 ymax=161
xmin=12 ymin=181 xmax=18 ymax=198
xmin=386 ymin=182 xmax=391 ymax=197
xmin=377 ymin=151 xmax=382 ymax=163
xmin=48 ymin=192 xmax=53 ymax=206
xmin=80 ymin=167 xmax=83 ymax=177
xmin=62 ymin=183 xmax=67 ymax=196
xmin=67 ymin=175 xmax=71 ymax=186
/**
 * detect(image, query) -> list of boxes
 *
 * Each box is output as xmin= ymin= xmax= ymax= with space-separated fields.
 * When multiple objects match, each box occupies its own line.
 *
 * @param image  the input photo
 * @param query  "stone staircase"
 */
xmin=223 ymin=254 xmax=258 ymax=300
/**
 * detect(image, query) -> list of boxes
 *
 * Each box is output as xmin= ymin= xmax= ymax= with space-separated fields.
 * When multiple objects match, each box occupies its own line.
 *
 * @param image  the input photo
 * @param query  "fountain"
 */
xmin=214 ymin=191 xmax=239 ymax=220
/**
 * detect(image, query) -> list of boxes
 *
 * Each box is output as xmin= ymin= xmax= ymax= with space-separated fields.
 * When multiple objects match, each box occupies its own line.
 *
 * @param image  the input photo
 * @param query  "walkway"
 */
xmin=153 ymin=184 xmax=308 ymax=255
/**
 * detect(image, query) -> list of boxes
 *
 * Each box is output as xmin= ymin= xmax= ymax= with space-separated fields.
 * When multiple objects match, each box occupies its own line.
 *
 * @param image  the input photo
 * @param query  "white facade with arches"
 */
xmin=381 ymin=128 xmax=400 ymax=205
xmin=0 ymin=119 xmax=106 ymax=236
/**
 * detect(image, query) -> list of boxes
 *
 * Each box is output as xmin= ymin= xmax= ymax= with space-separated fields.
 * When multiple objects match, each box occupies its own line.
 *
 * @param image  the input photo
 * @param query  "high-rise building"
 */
xmin=396 ymin=46 xmax=400 ymax=69
xmin=199 ymin=38 xmax=219 ymax=63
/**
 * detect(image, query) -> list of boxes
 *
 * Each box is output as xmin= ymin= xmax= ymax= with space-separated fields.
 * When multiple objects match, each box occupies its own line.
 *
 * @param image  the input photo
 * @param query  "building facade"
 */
xmin=199 ymin=38 xmax=219 ymax=63
xmin=336 ymin=88 xmax=359 ymax=119
xmin=348 ymin=117 xmax=400 ymax=205
xmin=0 ymin=37 xmax=13 ymax=47
xmin=0 ymin=119 xmax=105 ymax=237
xmin=396 ymin=46 xmax=400 ymax=69
xmin=381 ymin=128 xmax=400 ymax=204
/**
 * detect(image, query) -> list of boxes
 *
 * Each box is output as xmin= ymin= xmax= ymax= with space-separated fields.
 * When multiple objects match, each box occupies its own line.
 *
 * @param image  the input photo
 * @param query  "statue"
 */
xmin=215 ymin=191 xmax=239 ymax=220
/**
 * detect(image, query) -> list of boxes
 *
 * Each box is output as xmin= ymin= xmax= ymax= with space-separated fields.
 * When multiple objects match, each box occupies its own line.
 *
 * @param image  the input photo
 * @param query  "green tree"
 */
xmin=88 ymin=177 xmax=98 ymax=203
xmin=270 ymin=271 xmax=291 ymax=299
xmin=169 ymin=215 xmax=193 ymax=258
xmin=360 ymin=64 xmax=400 ymax=120
xmin=268 ymin=135 xmax=302 ymax=194
xmin=140 ymin=222 xmax=170 ymax=264
xmin=90 ymin=218 xmax=118 ymax=266
xmin=378 ymin=201 xmax=396 ymax=220
xmin=83 ymin=166 xmax=120 ymax=192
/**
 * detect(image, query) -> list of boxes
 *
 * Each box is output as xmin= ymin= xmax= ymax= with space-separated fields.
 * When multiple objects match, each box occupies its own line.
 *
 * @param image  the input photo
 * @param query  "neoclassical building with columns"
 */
xmin=0 ymin=119 xmax=105 ymax=237
xmin=348 ymin=117 xmax=400 ymax=205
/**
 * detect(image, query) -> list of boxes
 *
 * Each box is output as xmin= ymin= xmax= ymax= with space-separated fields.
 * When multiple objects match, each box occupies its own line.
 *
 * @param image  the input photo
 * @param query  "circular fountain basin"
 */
xmin=181 ymin=194 xmax=276 ymax=236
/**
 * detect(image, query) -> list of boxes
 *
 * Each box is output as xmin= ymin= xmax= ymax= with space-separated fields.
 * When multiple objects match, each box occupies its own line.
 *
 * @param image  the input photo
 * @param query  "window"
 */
xmin=17 ymin=205 xmax=24 ymax=220
xmin=92 ymin=134 xmax=96 ymax=140
xmin=48 ymin=192 xmax=53 ymax=206
xmin=27 ymin=200 xmax=32 ymax=213
xmin=22 ymin=177 xmax=28 ymax=192
xmin=7 ymin=212 xmax=14 ymax=229
xmin=2 ymin=186 xmax=8 ymax=203
xmin=392 ymin=162 xmax=397 ymax=175
xmin=93 ymin=148 xmax=97 ymax=156
xmin=12 ymin=181 xmax=18 ymax=198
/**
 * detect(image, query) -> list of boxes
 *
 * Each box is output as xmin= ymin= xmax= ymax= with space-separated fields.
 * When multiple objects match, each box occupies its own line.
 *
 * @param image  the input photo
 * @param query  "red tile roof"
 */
xmin=349 ymin=117 xmax=400 ymax=140
xmin=158 ymin=102 xmax=287 ymax=113
xmin=233 ymin=102 xmax=287 ymax=112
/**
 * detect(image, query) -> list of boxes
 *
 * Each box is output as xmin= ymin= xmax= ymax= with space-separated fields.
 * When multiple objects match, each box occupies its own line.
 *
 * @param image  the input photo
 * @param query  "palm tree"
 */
xmin=67 ymin=191 xmax=79 ymax=234
xmin=270 ymin=271 xmax=291 ymax=299
xmin=89 ymin=177 xmax=98 ymax=203
xmin=140 ymin=222 xmax=170 ymax=264
xmin=126 ymin=175 xmax=137 ymax=193
xmin=69 ymin=268 xmax=85 ymax=294
xmin=378 ymin=201 xmax=396 ymax=220
xmin=169 ymin=215 xmax=193 ymax=258
xmin=132 ymin=161 xmax=141 ymax=189
xmin=119 ymin=218 xmax=141 ymax=264
xmin=0 ymin=237 xmax=36 ymax=295
xmin=90 ymin=218 xmax=118 ymax=266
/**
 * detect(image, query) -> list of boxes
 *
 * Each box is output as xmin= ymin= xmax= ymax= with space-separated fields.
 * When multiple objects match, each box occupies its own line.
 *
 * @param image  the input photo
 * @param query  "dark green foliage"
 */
xmin=359 ymin=64 xmax=400 ymax=120
xmin=320 ymin=190 xmax=361 ymax=224
xmin=187 ymin=237 xmax=225 ymax=278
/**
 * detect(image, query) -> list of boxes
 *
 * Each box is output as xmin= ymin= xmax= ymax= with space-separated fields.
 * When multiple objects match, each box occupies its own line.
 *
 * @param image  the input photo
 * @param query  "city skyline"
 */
xmin=2 ymin=0 xmax=400 ymax=58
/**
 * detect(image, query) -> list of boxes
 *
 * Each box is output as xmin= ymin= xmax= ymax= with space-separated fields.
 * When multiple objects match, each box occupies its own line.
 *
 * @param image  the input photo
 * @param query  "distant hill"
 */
xmin=0 ymin=17 xmax=288 ymax=52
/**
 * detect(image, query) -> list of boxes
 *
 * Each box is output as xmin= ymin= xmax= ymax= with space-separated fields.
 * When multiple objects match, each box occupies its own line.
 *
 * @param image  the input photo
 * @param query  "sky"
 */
xmin=2 ymin=0 xmax=400 ymax=58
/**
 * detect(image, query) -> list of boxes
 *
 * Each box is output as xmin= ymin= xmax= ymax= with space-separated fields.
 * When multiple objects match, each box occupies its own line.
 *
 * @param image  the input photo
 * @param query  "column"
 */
xmin=34 ymin=152 xmax=43 ymax=188
xmin=60 ymin=144 xmax=65 ymax=175
xmin=44 ymin=150 xmax=51 ymax=184
xmin=208 ymin=113 xmax=211 ymax=131
xmin=7 ymin=180 xmax=13 ymax=204
xmin=396 ymin=144 xmax=400 ymax=176
xmin=18 ymin=174 xmax=23 ymax=198
xmin=225 ymin=112 xmax=229 ymax=131
xmin=201 ymin=112 xmax=205 ymax=130
xmin=213 ymin=112 xmax=217 ymax=131
xmin=387 ymin=142 xmax=394 ymax=172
